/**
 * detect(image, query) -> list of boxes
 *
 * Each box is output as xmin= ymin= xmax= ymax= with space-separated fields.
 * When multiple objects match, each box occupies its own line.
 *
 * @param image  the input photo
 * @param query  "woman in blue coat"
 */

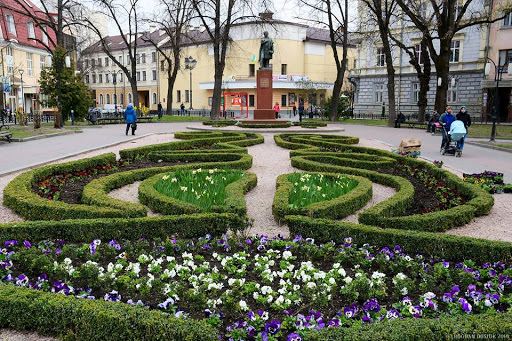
xmin=124 ymin=104 xmax=137 ymax=135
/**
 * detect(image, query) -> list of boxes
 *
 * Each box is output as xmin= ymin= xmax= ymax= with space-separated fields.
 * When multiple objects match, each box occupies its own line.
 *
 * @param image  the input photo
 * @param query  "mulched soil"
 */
xmin=44 ymin=158 xmax=200 ymax=205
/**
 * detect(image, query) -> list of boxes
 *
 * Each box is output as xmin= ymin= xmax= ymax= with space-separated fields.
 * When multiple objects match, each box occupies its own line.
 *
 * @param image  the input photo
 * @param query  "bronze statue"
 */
xmin=259 ymin=31 xmax=274 ymax=69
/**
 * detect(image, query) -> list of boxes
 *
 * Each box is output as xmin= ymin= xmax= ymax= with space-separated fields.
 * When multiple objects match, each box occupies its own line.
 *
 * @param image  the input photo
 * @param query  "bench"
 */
xmin=403 ymin=121 xmax=428 ymax=129
xmin=0 ymin=125 xmax=13 ymax=143
xmin=91 ymin=116 xmax=155 ymax=125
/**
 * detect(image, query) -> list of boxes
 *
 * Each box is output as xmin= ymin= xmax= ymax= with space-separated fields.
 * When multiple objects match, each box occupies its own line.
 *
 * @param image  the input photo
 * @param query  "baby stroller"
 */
xmin=441 ymin=131 xmax=465 ymax=157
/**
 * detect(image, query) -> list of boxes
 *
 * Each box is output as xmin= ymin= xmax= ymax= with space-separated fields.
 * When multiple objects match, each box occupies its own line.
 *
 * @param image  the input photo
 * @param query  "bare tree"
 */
xmin=298 ymin=0 xmax=351 ymax=122
xmin=80 ymin=0 xmax=143 ymax=110
xmin=142 ymin=0 xmax=194 ymax=115
xmin=396 ymin=0 xmax=512 ymax=114
xmin=359 ymin=0 xmax=399 ymax=127
xmin=191 ymin=0 xmax=253 ymax=119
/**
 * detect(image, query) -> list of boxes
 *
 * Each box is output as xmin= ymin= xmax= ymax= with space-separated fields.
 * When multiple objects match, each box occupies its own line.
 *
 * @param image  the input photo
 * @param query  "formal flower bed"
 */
xmin=287 ymin=173 xmax=358 ymax=208
xmin=463 ymin=171 xmax=511 ymax=194
xmin=1 ymin=235 xmax=511 ymax=340
xmin=154 ymin=168 xmax=245 ymax=211
xmin=400 ymin=163 xmax=466 ymax=212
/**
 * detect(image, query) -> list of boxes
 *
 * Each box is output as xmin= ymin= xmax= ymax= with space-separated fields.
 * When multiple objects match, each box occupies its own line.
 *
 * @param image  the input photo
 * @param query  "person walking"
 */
xmin=456 ymin=105 xmax=471 ymax=150
xmin=292 ymin=103 xmax=297 ymax=116
xmin=180 ymin=103 xmax=185 ymax=116
xmin=273 ymin=102 xmax=281 ymax=119
xmin=124 ymin=103 xmax=137 ymax=136
xmin=157 ymin=102 xmax=163 ymax=120
xmin=298 ymin=100 xmax=304 ymax=122
xmin=439 ymin=105 xmax=456 ymax=152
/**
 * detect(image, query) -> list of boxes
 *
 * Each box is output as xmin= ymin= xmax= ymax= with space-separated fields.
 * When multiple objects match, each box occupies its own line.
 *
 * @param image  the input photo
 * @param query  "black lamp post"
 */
xmin=111 ymin=70 xmax=122 ymax=116
xmin=485 ymin=57 xmax=507 ymax=141
xmin=18 ymin=68 xmax=24 ymax=114
xmin=184 ymin=56 xmax=197 ymax=110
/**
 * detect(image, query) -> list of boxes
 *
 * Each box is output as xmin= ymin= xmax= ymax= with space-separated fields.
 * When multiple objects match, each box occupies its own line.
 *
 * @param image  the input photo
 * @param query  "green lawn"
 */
xmin=8 ymin=126 xmax=79 ymax=139
xmin=468 ymin=124 xmax=512 ymax=139
xmin=340 ymin=118 xmax=389 ymax=126
xmin=477 ymin=141 xmax=512 ymax=149
xmin=159 ymin=115 xmax=208 ymax=122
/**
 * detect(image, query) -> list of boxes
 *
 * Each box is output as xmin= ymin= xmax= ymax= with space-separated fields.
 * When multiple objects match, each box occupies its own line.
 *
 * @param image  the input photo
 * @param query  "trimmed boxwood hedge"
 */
xmin=305 ymin=312 xmax=512 ymax=340
xmin=0 ymin=286 xmax=217 ymax=341
xmin=285 ymin=215 xmax=512 ymax=263
xmin=273 ymin=172 xmax=373 ymax=221
xmin=238 ymin=122 xmax=292 ymax=128
xmin=3 ymin=154 xmax=132 ymax=220
xmin=202 ymin=119 xmax=237 ymax=126
xmin=0 ymin=213 xmax=244 ymax=242
xmin=139 ymin=171 xmax=257 ymax=216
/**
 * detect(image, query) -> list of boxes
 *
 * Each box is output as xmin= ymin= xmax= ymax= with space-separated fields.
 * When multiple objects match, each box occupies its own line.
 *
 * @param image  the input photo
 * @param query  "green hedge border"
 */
xmin=273 ymin=172 xmax=373 ymax=221
xmin=139 ymin=171 xmax=257 ymax=216
xmin=237 ymin=122 xmax=292 ymax=128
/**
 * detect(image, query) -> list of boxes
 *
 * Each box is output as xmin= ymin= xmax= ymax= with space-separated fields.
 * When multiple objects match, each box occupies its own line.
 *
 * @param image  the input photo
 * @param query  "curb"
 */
xmin=465 ymin=141 xmax=512 ymax=154
xmin=186 ymin=125 xmax=345 ymax=133
xmin=0 ymin=133 xmax=155 ymax=177
xmin=11 ymin=130 xmax=83 ymax=142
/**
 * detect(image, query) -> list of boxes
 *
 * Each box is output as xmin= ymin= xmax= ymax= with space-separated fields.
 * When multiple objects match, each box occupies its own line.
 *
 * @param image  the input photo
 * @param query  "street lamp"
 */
xmin=111 ymin=70 xmax=122 ymax=116
xmin=484 ymin=57 xmax=510 ymax=141
xmin=184 ymin=56 xmax=197 ymax=110
xmin=18 ymin=68 xmax=24 ymax=114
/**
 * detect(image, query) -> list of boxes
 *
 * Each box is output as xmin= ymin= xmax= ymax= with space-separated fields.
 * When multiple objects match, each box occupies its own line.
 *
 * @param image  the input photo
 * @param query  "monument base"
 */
xmin=253 ymin=109 xmax=276 ymax=120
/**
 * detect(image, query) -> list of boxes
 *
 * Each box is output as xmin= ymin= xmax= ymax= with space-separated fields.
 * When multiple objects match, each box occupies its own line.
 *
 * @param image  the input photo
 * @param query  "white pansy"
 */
xmin=329 ymin=277 xmax=336 ymax=285
xmin=239 ymin=300 xmax=249 ymax=311
xmin=337 ymin=268 xmax=346 ymax=277
xmin=344 ymin=277 xmax=353 ymax=284
xmin=307 ymin=282 xmax=316 ymax=289
xmin=333 ymin=263 xmax=340 ymax=269
xmin=267 ymin=295 xmax=273 ymax=303
xmin=401 ymin=287 xmax=409 ymax=295
xmin=253 ymin=292 xmax=259 ymax=300
xmin=282 ymin=251 xmax=293 ymax=260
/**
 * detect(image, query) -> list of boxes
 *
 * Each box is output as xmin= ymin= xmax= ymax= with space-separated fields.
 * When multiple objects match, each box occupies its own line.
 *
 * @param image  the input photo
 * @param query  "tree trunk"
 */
xmin=166 ymin=70 xmax=173 ymax=115
xmin=330 ymin=70 xmax=344 ymax=122
xmin=130 ymin=81 xmax=139 ymax=111
xmin=417 ymin=42 xmax=431 ymax=122
xmin=210 ymin=72 xmax=223 ymax=120
xmin=379 ymin=26 xmax=396 ymax=127
xmin=434 ymin=40 xmax=451 ymax=114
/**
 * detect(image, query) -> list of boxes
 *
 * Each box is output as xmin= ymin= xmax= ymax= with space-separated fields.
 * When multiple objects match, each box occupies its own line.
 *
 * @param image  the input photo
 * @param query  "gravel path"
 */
xmin=109 ymin=181 xmax=160 ymax=217
xmin=342 ymin=183 xmax=396 ymax=223
xmin=0 ymin=329 xmax=56 ymax=341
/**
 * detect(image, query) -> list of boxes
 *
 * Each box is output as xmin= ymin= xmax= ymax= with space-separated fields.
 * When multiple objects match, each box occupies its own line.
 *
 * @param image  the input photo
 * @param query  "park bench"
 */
xmin=0 ymin=125 xmax=13 ymax=143
xmin=90 ymin=116 xmax=154 ymax=125
xmin=404 ymin=121 xmax=428 ymax=129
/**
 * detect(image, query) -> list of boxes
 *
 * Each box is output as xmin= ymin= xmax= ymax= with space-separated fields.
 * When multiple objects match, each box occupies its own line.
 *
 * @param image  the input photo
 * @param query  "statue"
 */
xmin=259 ymin=31 xmax=274 ymax=69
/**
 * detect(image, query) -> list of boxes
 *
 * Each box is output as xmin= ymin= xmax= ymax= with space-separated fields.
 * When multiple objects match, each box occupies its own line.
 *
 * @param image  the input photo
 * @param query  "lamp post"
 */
xmin=184 ymin=56 xmax=197 ymax=110
xmin=485 ymin=57 xmax=509 ymax=141
xmin=18 ymin=68 xmax=24 ymax=114
xmin=111 ymin=70 xmax=122 ymax=116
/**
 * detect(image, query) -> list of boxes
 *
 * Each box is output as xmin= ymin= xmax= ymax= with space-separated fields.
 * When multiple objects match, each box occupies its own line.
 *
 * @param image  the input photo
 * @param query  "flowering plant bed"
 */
xmin=463 ymin=171 xmax=510 ymax=194
xmin=1 ymin=235 xmax=512 ymax=340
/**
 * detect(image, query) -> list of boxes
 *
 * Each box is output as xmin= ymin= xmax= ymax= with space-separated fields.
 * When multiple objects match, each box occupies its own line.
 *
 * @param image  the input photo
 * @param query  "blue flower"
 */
xmin=103 ymin=290 xmax=121 ymax=302
xmin=4 ymin=240 xmax=18 ymax=248
xmin=287 ymin=333 xmax=302 ymax=341
xmin=23 ymin=241 xmax=32 ymax=249
xmin=158 ymin=297 xmax=175 ymax=310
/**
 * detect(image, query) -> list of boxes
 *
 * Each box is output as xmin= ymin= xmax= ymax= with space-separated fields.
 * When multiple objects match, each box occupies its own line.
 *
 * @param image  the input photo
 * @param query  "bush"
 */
xmin=273 ymin=173 xmax=372 ymax=221
xmin=0 ymin=286 xmax=218 ymax=341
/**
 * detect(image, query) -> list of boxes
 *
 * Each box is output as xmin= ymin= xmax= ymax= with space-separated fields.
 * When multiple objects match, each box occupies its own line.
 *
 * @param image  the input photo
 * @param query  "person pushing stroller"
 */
xmin=442 ymin=119 xmax=467 ymax=157
xmin=439 ymin=105 xmax=455 ymax=152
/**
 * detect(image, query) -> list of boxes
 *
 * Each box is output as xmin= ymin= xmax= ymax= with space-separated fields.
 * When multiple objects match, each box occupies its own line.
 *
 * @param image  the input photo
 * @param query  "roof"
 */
xmin=306 ymin=27 xmax=354 ymax=46
xmin=81 ymin=29 xmax=169 ymax=55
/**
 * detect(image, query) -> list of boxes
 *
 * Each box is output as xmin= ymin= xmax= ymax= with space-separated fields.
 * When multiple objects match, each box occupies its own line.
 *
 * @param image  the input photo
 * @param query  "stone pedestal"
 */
xmin=254 ymin=69 xmax=274 ymax=120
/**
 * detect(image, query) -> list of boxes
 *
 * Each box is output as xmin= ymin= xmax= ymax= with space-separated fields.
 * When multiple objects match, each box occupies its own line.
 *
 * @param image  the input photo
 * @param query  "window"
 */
xmin=97 ymin=58 xmax=102 ymax=67
xmin=41 ymin=26 xmax=48 ymax=45
xmin=505 ymin=13 xmax=512 ymax=27
xmin=27 ymin=22 xmax=35 ymax=39
xmin=419 ymin=3 xmax=427 ymax=18
xmin=119 ymin=73 xmax=123 ymax=82
xmin=375 ymin=84 xmax=384 ymax=103
xmin=412 ymin=83 xmax=420 ymax=103
xmin=499 ymin=50 xmax=512 ymax=73
xmin=353 ymin=59 xmax=357 ymax=69
xmin=152 ymin=93 xmax=157 ymax=104
xmin=447 ymin=79 xmax=457 ymax=102
xmin=249 ymin=94 xmax=255 ymax=107
xmin=152 ymin=69 xmax=157 ymax=80
xmin=91 ymin=59 xmax=96 ymax=68
xmin=281 ymin=94 xmax=287 ymax=107
xmin=450 ymin=40 xmax=460 ymax=63
xmin=152 ymin=52 xmax=156 ymax=63
xmin=281 ymin=64 xmax=287 ymax=75
xmin=113 ymin=94 xmax=117 ymax=105
xmin=127 ymin=57 xmax=131 ymax=65
xmin=6 ymin=47 xmax=13 ymax=74
xmin=376 ymin=47 xmax=385 ymax=66
xmin=161 ymin=60 xmax=165 ymax=70
xmin=249 ymin=64 xmax=255 ymax=77
xmin=85 ymin=75 xmax=90 ymax=83
xmin=106 ymin=93 xmax=110 ymax=104
xmin=105 ymin=73 xmax=110 ymax=83
xmin=177 ymin=90 xmax=181 ymax=102
xmin=27 ymin=53 xmax=33 ymax=76
xmin=136 ymin=54 xmax=140 ymax=64
xmin=118 ymin=55 xmax=123 ymax=64
xmin=141 ymin=53 xmax=146 ymax=63
xmin=128 ymin=93 xmax=132 ymax=103
xmin=105 ymin=57 xmax=109 ymax=66
xmin=99 ymin=94 xmax=104 ymax=105
xmin=185 ymin=90 xmax=190 ymax=103
xmin=136 ymin=71 xmax=140 ymax=81
xmin=120 ymin=93 xmax=124 ymax=105
xmin=40 ymin=55 xmax=46 ymax=70
xmin=99 ymin=74 xmax=103 ymax=83
xmin=6 ymin=14 xmax=16 ymax=35
xmin=142 ymin=71 xmax=146 ymax=81
xmin=85 ymin=59 xmax=89 ymax=68
xmin=415 ymin=44 xmax=425 ymax=64
xmin=92 ymin=74 xmax=96 ymax=83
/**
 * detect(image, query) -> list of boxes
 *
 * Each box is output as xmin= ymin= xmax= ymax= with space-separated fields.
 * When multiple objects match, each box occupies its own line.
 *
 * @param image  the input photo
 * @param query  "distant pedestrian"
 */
xmin=124 ymin=103 xmax=137 ymax=136
xmin=273 ymin=102 xmax=280 ymax=119
xmin=157 ymin=102 xmax=163 ymax=120
xmin=298 ymin=100 xmax=304 ymax=122
xmin=394 ymin=111 xmax=405 ymax=128
xmin=180 ymin=103 xmax=185 ymax=116
xmin=292 ymin=103 xmax=297 ymax=116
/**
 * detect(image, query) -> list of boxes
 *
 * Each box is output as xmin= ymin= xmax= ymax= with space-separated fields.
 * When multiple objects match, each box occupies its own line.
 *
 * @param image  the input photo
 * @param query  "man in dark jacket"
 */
xmin=439 ymin=105 xmax=455 ymax=151
xmin=298 ymin=100 xmax=304 ymax=122
xmin=157 ymin=102 xmax=163 ymax=120
xmin=124 ymin=104 xmax=137 ymax=135
xmin=456 ymin=105 xmax=471 ymax=150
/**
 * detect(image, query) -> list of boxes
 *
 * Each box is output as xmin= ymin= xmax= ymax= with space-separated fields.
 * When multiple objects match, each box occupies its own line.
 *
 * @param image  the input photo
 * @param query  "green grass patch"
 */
xmin=159 ymin=115 xmax=208 ymax=122
xmin=8 ymin=127 xmax=72 ymax=139
xmin=340 ymin=119 xmax=388 ymax=126
xmin=288 ymin=172 xmax=358 ymax=208
xmin=154 ymin=168 xmax=245 ymax=211
xmin=467 ymin=124 xmax=512 ymax=138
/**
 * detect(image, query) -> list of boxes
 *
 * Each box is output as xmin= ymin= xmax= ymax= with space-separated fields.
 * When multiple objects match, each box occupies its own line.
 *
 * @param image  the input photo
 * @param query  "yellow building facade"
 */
xmin=159 ymin=19 xmax=356 ymax=115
